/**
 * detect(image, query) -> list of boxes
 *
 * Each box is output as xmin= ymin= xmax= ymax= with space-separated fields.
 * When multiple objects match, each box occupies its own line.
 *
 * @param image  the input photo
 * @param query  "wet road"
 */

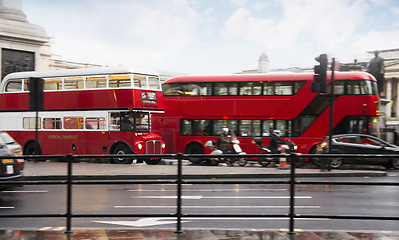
xmin=0 ymin=171 xmax=398 ymax=232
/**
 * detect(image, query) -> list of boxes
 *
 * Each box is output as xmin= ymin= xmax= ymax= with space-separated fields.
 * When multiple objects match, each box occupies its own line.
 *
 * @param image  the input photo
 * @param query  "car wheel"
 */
xmin=112 ymin=144 xmax=133 ymax=164
xmin=391 ymin=158 xmax=399 ymax=169
xmin=328 ymin=149 xmax=343 ymax=169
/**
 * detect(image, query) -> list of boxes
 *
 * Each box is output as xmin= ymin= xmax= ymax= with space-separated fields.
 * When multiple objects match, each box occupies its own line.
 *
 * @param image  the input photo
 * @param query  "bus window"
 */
xmin=240 ymin=120 xmax=261 ymax=136
xmin=109 ymin=75 xmax=131 ymax=88
xmin=275 ymin=82 xmax=292 ymax=95
xmin=294 ymin=81 xmax=306 ymax=94
xmin=23 ymin=79 xmax=29 ymax=91
xmin=275 ymin=120 xmax=292 ymax=136
xmin=199 ymin=83 xmax=212 ymax=96
xmin=43 ymin=118 xmax=62 ymax=129
xmin=5 ymin=80 xmax=22 ymax=92
xmin=23 ymin=117 xmax=41 ymax=129
xmin=109 ymin=113 xmax=120 ymax=130
xmin=240 ymin=82 xmax=262 ymax=96
xmin=347 ymin=81 xmax=361 ymax=95
xmin=86 ymin=76 xmax=106 ymax=89
xmin=64 ymin=77 xmax=84 ymax=90
xmin=134 ymin=75 xmax=146 ymax=88
xmin=148 ymin=76 xmax=161 ymax=90
xmin=214 ymin=83 xmax=228 ymax=96
xmin=135 ymin=112 xmax=150 ymax=132
xmin=213 ymin=119 xmax=238 ymax=136
xmin=64 ymin=117 xmax=84 ymax=129
xmin=190 ymin=119 xmax=211 ymax=135
xmin=262 ymin=120 xmax=274 ymax=136
xmin=44 ymin=78 xmax=62 ymax=90
xmin=228 ymin=83 xmax=238 ymax=95
xmin=332 ymin=81 xmax=345 ymax=95
xmin=263 ymin=82 xmax=274 ymax=95
xmin=85 ymin=117 xmax=105 ymax=129
xmin=120 ymin=112 xmax=135 ymax=131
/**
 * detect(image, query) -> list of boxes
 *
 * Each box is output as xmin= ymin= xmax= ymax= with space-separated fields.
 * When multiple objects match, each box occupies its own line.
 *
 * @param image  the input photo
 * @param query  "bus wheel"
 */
xmin=112 ymin=144 xmax=133 ymax=164
xmin=144 ymin=159 xmax=162 ymax=165
xmin=24 ymin=142 xmax=44 ymax=162
xmin=185 ymin=143 xmax=204 ymax=165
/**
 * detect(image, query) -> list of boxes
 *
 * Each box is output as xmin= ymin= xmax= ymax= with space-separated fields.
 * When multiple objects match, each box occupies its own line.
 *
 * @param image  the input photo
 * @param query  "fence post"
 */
xmin=65 ymin=154 xmax=73 ymax=234
xmin=288 ymin=153 xmax=297 ymax=236
xmin=175 ymin=153 xmax=184 ymax=234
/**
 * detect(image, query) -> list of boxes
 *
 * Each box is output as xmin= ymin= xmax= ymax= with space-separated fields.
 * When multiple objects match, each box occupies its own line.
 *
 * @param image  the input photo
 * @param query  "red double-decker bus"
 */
xmin=152 ymin=72 xmax=380 ymax=164
xmin=0 ymin=66 xmax=165 ymax=164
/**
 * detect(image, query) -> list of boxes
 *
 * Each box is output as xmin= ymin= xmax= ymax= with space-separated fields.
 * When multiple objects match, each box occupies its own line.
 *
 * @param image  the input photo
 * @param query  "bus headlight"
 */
xmin=137 ymin=143 xmax=143 ymax=150
xmin=162 ymin=143 xmax=166 ymax=149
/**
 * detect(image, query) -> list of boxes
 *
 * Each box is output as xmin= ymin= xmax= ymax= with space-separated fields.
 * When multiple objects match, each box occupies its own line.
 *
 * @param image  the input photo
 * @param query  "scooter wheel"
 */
xmin=258 ymin=157 xmax=271 ymax=167
xmin=237 ymin=158 xmax=247 ymax=167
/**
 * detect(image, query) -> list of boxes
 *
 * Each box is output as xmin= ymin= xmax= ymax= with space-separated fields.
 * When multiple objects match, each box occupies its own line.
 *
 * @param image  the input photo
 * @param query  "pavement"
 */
xmin=2 ymin=160 xmax=396 ymax=240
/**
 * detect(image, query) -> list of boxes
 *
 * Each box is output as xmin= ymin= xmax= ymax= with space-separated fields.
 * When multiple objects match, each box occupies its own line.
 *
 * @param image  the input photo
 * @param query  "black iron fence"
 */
xmin=0 ymin=153 xmax=398 ymax=236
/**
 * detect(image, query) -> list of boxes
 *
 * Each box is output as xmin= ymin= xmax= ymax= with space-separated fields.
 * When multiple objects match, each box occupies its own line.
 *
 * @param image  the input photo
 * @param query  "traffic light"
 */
xmin=311 ymin=54 xmax=328 ymax=93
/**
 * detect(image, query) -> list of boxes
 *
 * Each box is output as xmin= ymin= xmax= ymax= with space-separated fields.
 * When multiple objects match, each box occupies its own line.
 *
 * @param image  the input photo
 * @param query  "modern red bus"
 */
xmin=151 ymin=72 xmax=380 ymax=164
xmin=0 ymin=66 xmax=165 ymax=164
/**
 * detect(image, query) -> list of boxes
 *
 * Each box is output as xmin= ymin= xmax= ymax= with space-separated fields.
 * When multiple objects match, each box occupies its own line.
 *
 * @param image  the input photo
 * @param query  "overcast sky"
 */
xmin=23 ymin=0 xmax=399 ymax=74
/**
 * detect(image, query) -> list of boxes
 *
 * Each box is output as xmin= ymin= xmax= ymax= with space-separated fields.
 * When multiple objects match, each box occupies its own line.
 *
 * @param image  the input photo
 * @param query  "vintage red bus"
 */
xmin=152 ymin=72 xmax=380 ymax=164
xmin=0 ymin=66 xmax=165 ymax=164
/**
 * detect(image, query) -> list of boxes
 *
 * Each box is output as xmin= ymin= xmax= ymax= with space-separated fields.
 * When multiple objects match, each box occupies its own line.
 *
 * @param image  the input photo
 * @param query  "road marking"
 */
xmin=53 ymin=227 xmax=66 ymax=231
xmin=127 ymin=188 xmax=287 ymax=192
xmin=136 ymin=196 xmax=203 ymax=199
xmin=1 ymin=190 xmax=49 ymax=193
xmin=39 ymin=227 xmax=66 ymax=231
xmin=94 ymin=217 xmax=330 ymax=227
xmin=114 ymin=205 xmax=320 ymax=209
xmin=132 ymin=196 xmax=312 ymax=199
xmin=39 ymin=227 xmax=52 ymax=231
xmin=94 ymin=218 xmax=190 ymax=227
xmin=0 ymin=206 xmax=15 ymax=209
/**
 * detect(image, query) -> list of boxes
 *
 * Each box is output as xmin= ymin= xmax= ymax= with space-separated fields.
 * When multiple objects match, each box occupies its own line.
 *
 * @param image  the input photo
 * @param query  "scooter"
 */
xmin=251 ymin=137 xmax=273 ymax=167
xmin=205 ymin=139 xmax=247 ymax=167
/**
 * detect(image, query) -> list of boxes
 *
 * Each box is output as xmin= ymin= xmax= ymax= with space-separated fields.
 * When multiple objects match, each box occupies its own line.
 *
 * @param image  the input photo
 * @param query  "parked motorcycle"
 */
xmin=205 ymin=139 xmax=247 ymax=167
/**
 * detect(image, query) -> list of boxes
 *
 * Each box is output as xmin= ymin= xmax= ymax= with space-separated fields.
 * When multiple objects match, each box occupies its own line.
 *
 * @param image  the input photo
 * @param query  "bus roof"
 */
xmin=1 ymin=66 xmax=159 ymax=83
xmin=163 ymin=71 xmax=376 ymax=84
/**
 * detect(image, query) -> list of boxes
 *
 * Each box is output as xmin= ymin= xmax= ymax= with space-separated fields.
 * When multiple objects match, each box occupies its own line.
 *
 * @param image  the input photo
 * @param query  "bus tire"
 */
xmin=185 ymin=143 xmax=204 ymax=165
xmin=112 ymin=144 xmax=133 ymax=164
xmin=24 ymin=142 xmax=44 ymax=162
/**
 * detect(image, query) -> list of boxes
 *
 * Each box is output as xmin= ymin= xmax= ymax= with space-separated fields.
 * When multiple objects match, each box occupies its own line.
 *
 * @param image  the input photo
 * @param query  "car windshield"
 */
xmin=0 ymin=132 xmax=15 ymax=144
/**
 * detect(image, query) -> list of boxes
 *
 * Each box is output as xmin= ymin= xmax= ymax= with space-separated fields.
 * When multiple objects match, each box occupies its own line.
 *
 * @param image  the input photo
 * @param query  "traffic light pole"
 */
xmin=328 ymin=58 xmax=335 ymax=154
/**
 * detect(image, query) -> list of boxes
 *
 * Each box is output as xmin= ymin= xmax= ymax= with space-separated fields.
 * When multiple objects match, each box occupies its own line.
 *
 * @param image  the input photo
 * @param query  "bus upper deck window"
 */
xmin=134 ymin=75 xmax=146 ymax=88
xmin=109 ymin=75 xmax=131 ymax=88
xmin=64 ymin=77 xmax=84 ymax=90
xmin=5 ymin=80 xmax=22 ymax=92
xmin=147 ymin=76 xmax=161 ymax=90
xmin=44 ymin=78 xmax=62 ymax=90
xmin=86 ymin=76 xmax=106 ymax=89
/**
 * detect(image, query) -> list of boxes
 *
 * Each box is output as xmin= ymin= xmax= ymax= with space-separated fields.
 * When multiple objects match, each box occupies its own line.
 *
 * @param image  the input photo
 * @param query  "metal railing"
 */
xmin=0 ymin=152 xmax=398 ymax=236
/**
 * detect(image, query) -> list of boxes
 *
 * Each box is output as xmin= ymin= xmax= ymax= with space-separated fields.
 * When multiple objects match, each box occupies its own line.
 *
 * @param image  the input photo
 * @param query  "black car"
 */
xmin=0 ymin=131 xmax=24 ymax=190
xmin=312 ymin=134 xmax=399 ymax=169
